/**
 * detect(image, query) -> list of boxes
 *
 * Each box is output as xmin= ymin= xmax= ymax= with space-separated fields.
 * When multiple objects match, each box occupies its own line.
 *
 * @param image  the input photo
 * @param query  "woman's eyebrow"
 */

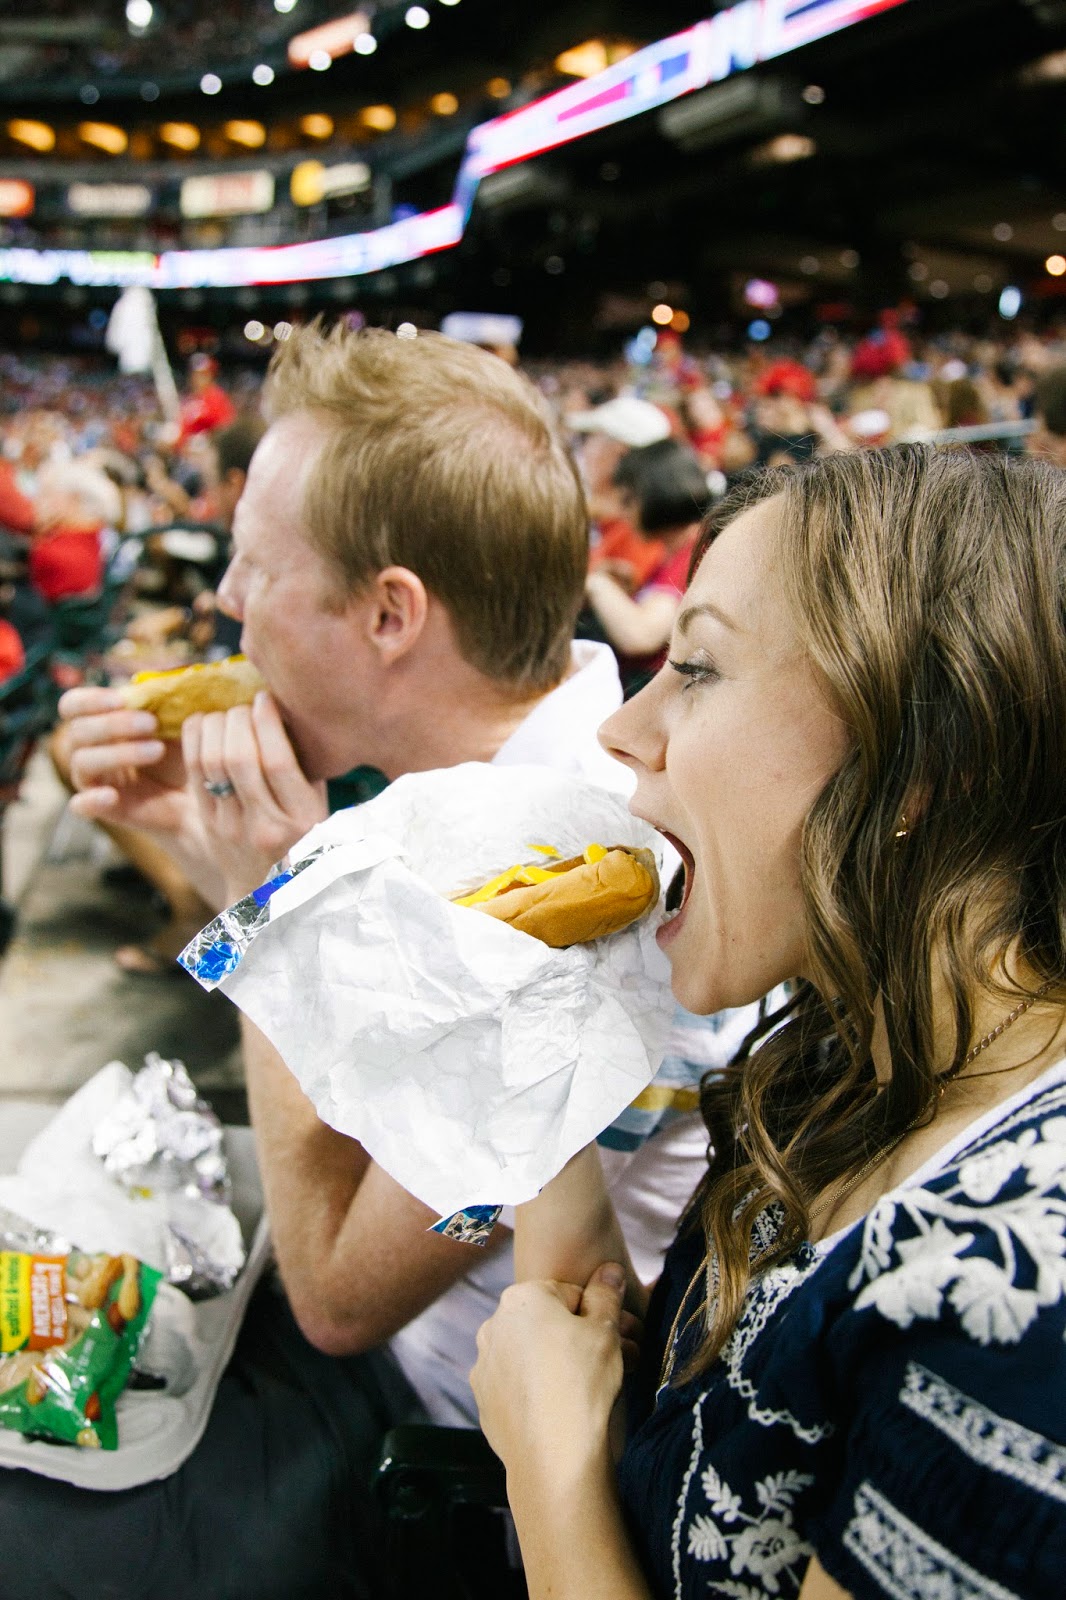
xmin=676 ymin=601 xmax=740 ymax=636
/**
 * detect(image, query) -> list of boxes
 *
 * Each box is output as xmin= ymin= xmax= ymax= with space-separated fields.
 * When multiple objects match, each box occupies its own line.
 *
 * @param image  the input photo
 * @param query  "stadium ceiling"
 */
xmin=0 ymin=0 xmax=1064 ymax=332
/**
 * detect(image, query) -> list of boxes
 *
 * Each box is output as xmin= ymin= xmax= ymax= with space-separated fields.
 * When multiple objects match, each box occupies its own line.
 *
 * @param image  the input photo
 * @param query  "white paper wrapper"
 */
xmin=181 ymin=764 xmax=673 ymax=1222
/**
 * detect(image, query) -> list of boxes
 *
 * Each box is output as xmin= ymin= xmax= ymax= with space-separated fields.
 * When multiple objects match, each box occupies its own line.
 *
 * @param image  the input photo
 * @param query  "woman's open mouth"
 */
xmin=658 ymin=830 xmax=694 ymax=941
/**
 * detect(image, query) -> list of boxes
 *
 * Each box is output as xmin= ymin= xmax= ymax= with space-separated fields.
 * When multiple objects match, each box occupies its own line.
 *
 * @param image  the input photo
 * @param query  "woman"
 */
xmin=472 ymin=446 xmax=1066 ymax=1598
xmin=584 ymin=438 xmax=711 ymax=692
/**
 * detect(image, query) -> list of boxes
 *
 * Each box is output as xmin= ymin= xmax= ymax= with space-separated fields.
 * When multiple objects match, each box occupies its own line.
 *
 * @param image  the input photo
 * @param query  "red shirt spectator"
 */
xmin=0 ymin=618 xmax=24 ymax=682
xmin=0 ymin=461 xmax=35 ymax=537
xmin=28 ymin=524 xmax=103 ymax=603
xmin=588 ymin=517 xmax=666 ymax=591
xmin=177 ymin=356 xmax=236 ymax=446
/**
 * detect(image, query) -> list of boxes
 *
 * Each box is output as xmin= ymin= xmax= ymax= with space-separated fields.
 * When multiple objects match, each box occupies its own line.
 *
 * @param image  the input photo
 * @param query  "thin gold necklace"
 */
xmin=808 ymin=982 xmax=1054 ymax=1231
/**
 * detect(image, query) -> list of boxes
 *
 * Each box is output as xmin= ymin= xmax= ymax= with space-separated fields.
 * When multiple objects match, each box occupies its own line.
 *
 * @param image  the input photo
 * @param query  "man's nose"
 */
xmin=216 ymin=563 xmax=243 ymax=621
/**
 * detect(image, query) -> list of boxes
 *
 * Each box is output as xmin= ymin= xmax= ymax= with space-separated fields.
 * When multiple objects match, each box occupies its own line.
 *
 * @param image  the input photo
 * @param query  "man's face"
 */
xmin=216 ymin=412 xmax=380 ymax=781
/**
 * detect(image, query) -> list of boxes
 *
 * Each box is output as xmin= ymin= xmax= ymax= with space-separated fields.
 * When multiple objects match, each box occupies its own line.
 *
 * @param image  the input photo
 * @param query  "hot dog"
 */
xmin=118 ymin=655 xmax=266 ymax=740
xmin=455 ymin=843 xmax=659 ymax=947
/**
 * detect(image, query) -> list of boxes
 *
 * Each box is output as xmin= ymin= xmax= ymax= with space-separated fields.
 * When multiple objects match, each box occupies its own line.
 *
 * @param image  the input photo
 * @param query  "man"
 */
xmin=568 ymin=393 xmax=671 ymax=593
xmin=175 ymin=352 xmax=236 ymax=448
xmin=39 ymin=324 xmax=725 ymax=1594
xmin=1028 ymin=364 xmax=1066 ymax=468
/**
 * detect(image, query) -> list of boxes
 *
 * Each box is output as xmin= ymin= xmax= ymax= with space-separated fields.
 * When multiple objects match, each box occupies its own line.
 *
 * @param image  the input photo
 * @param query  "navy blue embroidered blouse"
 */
xmin=617 ymin=1063 xmax=1066 ymax=1599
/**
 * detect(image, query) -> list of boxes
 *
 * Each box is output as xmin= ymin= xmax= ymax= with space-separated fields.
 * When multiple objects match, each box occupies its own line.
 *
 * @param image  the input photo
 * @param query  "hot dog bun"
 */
xmin=469 ymin=846 xmax=659 ymax=947
xmin=119 ymin=655 xmax=267 ymax=740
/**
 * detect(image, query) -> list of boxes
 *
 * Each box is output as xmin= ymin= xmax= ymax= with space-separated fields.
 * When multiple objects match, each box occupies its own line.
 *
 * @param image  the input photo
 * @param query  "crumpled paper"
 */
xmin=180 ymin=764 xmax=673 ymax=1231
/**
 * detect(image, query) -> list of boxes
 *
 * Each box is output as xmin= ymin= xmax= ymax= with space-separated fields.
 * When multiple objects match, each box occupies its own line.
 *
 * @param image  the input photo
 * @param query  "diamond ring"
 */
xmin=203 ymin=779 xmax=236 ymax=798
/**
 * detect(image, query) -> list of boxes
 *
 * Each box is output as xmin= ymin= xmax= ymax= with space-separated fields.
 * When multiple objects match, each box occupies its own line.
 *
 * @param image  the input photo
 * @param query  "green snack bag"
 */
xmin=0 ymin=1246 xmax=161 ymax=1449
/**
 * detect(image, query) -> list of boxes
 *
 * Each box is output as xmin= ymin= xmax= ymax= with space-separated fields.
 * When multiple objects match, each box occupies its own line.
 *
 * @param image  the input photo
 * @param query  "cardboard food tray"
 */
xmin=0 ymin=1100 xmax=271 ymax=1491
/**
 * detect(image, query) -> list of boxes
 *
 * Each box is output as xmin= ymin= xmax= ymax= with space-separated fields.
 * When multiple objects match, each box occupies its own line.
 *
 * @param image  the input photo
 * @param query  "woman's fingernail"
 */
xmin=598 ymin=1263 xmax=625 ymax=1290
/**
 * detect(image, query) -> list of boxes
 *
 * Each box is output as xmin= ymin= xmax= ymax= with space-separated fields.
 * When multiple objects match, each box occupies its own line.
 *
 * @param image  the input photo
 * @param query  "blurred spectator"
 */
xmin=569 ymin=395 xmax=671 ymax=591
xmin=848 ymin=317 xmax=943 ymax=441
xmin=0 ymin=610 xmax=24 ymax=683
xmin=176 ymin=354 xmax=236 ymax=448
xmin=1028 ymin=366 xmax=1066 ymax=469
xmin=28 ymin=463 xmax=120 ymax=605
xmin=585 ymin=437 xmax=711 ymax=692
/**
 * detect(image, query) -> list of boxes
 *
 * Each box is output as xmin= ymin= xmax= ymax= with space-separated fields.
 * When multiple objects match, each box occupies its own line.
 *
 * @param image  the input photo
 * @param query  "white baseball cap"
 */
xmin=566 ymin=395 xmax=672 ymax=449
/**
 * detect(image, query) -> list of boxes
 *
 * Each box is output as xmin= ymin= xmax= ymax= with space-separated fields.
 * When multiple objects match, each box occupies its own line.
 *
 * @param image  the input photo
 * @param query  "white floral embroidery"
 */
xmin=682 ymin=1453 xmax=813 ymax=1597
xmin=901 ymin=1362 xmax=1066 ymax=1505
xmin=722 ymin=1247 xmax=832 ymax=1442
xmin=848 ymin=1097 xmax=1066 ymax=1346
xmin=843 ymin=1480 xmax=1020 ymax=1600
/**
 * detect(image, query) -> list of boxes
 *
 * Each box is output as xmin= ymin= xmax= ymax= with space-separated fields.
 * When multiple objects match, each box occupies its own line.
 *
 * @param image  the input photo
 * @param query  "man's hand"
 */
xmin=59 ymin=685 xmax=188 ymax=837
xmin=182 ymin=690 xmax=328 ymax=903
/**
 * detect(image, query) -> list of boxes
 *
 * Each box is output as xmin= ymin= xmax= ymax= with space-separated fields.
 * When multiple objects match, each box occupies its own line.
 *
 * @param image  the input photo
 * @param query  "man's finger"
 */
xmin=58 ymin=686 xmax=126 ymax=720
xmin=69 ymin=786 xmax=121 ymax=818
xmin=250 ymin=692 xmax=313 ymax=814
xmin=63 ymin=708 xmax=160 ymax=752
xmin=69 ymin=739 xmax=166 ymax=787
xmin=221 ymin=704 xmax=276 ymax=812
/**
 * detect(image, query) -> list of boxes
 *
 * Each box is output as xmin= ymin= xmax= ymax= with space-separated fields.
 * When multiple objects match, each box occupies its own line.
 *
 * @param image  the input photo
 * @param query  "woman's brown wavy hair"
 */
xmin=678 ymin=445 xmax=1066 ymax=1379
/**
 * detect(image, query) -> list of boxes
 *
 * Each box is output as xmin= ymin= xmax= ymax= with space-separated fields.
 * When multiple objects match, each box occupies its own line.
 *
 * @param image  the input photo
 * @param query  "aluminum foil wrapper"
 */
xmin=0 ymin=1204 xmax=70 ymax=1256
xmin=179 ymin=849 xmax=329 ymax=989
xmin=91 ymin=1054 xmax=245 ymax=1296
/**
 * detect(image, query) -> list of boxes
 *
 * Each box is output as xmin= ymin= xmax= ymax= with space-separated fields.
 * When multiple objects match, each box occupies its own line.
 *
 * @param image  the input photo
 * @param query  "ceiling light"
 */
xmin=354 ymin=32 xmax=377 ymax=54
xmin=430 ymin=92 xmax=458 ymax=115
xmin=80 ymin=86 xmax=100 ymax=105
xmin=126 ymin=0 xmax=153 ymax=26
xmin=1046 ymin=254 xmax=1066 ymax=276
xmin=908 ymin=262 xmax=928 ymax=281
xmin=79 ymin=121 xmax=128 ymax=155
xmin=274 ymin=322 xmax=293 ymax=340
xmin=840 ymin=249 xmax=860 ymax=268
xmin=140 ymin=82 xmax=160 ymax=101
xmin=308 ymin=50 xmax=332 ymax=71
xmin=439 ymin=0 xmax=461 ymax=6
xmin=670 ymin=310 xmax=690 ymax=333
xmin=360 ymin=104 xmax=396 ymax=131
xmin=7 ymin=119 xmax=55 ymax=152
xmin=800 ymin=255 xmax=820 ymax=274
xmin=999 ymin=286 xmax=1021 ymax=320
xmin=252 ymin=63 xmax=275 ymax=86
xmin=405 ymin=6 xmax=430 ymax=28
xmin=396 ymin=322 xmax=418 ymax=338
xmin=244 ymin=320 xmax=266 ymax=341
xmin=225 ymin=119 xmax=266 ymax=148
xmin=160 ymin=121 xmax=200 ymax=150
xmin=275 ymin=0 xmax=297 ymax=11
xmin=929 ymin=279 xmax=950 ymax=298
xmin=486 ymin=77 xmax=510 ymax=98
xmin=200 ymin=73 xmax=222 ymax=95
xmin=1054 ymin=213 xmax=1066 ymax=231
xmin=750 ymin=132 xmax=816 ymax=164
xmin=555 ymin=40 xmax=608 ymax=78
xmin=299 ymin=113 xmax=334 ymax=138
xmin=802 ymin=84 xmax=825 ymax=104
xmin=651 ymin=303 xmax=673 ymax=325
xmin=993 ymin=222 xmax=1013 ymax=242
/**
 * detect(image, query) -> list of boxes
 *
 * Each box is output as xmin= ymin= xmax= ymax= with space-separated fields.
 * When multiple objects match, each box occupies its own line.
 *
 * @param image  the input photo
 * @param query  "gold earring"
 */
xmin=894 ymin=814 xmax=909 ymax=840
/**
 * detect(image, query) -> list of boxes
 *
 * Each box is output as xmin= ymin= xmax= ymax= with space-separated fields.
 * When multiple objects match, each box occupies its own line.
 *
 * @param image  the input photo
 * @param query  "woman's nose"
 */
xmin=598 ymin=675 xmax=668 ymax=774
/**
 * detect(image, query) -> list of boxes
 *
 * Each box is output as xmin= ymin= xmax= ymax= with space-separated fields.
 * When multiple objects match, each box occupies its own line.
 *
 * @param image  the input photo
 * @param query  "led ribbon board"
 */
xmin=0 ymin=0 xmax=908 ymax=289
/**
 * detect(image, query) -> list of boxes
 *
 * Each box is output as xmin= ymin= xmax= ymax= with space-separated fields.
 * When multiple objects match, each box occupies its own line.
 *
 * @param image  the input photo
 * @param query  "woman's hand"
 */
xmin=182 ymin=690 xmax=328 ymax=905
xmin=472 ymin=1265 xmax=656 ymax=1600
xmin=472 ymin=1262 xmax=628 ymax=1488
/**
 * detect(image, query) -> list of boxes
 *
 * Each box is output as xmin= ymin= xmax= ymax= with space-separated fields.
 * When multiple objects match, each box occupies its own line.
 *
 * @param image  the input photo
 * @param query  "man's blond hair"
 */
xmin=263 ymin=320 xmax=588 ymax=693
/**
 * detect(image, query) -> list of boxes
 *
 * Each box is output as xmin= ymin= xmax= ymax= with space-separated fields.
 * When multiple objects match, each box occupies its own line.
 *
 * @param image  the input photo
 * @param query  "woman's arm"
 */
xmin=799 ymin=1556 xmax=853 ymax=1599
xmin=514 ymin=1144 xmax=647 ymax=1315
xmin=585 ymin=571 xmax=678 ymax=657
xmin=472 ymin=1270 xmax=654 ymax=1600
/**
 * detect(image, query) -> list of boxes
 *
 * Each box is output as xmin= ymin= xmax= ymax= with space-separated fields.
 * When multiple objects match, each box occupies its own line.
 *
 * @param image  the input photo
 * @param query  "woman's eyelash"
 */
xmin=668 ymin=658 xmax=720 ymax=689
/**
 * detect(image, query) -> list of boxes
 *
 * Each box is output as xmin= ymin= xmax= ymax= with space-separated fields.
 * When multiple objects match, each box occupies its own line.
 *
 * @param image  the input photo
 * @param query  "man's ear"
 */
xmin=364 ymin=565 xmax=429 ymax=664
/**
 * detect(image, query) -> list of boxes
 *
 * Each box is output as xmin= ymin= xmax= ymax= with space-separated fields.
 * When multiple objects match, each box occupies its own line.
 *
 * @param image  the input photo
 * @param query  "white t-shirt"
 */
xmin=389 ymin=640 xmax=718 ymax=1424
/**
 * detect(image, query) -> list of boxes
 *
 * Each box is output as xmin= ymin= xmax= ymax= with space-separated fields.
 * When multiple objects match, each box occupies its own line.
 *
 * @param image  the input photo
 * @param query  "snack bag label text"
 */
xmin=0 ymin=1252 xmax=68 ymax=1352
